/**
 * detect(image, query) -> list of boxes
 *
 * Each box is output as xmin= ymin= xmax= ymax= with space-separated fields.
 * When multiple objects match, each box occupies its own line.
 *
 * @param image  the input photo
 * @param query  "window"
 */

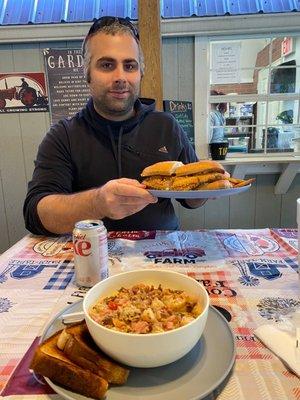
xmin=208 ymin=36 xmax=300 ymax=155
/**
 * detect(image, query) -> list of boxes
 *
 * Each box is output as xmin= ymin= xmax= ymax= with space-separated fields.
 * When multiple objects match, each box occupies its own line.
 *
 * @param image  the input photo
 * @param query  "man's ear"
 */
xmin=140 ymin=62 xmax=145 ymax=78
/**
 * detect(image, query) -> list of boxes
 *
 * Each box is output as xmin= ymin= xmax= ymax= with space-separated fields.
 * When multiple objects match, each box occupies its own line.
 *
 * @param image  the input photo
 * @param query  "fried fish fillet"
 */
xmin=171 ymin=173 xmax=226 ymax=190
xmin=142 ymin=176 xmax=173 ymax=190
xmin=232 ymin=178 xmax=255 ymax=187
xmin=197 ymin=179 xmax=233 ymax=190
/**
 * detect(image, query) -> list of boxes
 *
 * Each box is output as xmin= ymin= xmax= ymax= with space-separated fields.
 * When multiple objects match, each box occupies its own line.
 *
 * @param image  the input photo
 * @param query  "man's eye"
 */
xmin=100 ymin=62 xmax=114 ymax=70
xmin=124 ymin=63 xmax=138 ymax=71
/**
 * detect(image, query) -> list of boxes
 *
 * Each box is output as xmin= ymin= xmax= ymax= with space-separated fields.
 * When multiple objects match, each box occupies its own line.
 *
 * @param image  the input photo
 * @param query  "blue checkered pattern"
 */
xmin=43 ymin=260 xmax=74 ymax=290
xmin=284 ymin=257 xmax=298 ymax=273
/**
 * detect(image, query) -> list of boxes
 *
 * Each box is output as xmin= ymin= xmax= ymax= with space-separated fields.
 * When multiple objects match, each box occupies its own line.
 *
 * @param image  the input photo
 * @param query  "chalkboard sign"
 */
xmin=163 ymin=100 xmax=195 ymax=148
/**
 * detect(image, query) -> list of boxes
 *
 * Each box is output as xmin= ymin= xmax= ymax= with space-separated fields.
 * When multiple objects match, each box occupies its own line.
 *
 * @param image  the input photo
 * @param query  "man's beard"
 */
xmin=93 ymin=91 xmax=138 ymax=118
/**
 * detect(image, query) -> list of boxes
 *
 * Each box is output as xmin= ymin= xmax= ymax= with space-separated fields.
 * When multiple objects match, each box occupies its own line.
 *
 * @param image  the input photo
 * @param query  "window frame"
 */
xmin=195 ymin=33 xmax=300 ymax=159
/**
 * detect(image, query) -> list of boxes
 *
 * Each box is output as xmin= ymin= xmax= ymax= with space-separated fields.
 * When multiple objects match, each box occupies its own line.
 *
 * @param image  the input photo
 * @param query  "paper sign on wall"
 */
xmin=211 ymin=42 xmax=241 ymax=84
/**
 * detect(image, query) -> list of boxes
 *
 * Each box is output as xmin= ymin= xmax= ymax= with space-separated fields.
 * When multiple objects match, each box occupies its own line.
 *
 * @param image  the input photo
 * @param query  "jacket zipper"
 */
xmin=123 ymin=144 xmax=141 ymax=156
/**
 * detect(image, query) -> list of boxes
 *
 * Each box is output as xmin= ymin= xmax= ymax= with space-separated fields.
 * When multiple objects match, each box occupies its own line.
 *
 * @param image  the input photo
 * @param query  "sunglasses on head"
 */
xmin=88 ymin=16 xmax=140 ymax=40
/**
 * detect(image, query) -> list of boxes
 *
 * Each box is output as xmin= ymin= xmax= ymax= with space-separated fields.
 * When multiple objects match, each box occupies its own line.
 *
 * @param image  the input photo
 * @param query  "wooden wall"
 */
xmin=0 ymin=37 xmax=299 ymax=254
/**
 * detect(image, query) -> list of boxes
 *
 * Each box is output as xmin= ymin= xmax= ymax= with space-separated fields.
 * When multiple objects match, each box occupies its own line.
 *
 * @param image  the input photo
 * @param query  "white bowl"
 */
xmin=83 ymin=269 xmax=209 ymax=368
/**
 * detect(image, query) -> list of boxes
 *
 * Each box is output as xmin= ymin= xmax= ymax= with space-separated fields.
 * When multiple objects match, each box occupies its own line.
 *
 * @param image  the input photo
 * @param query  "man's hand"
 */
xmin=93 ymin=178 xmax=158 ymax=220
xmin=37 ymin=178 xmax=157 ymax=235
xmin=184 ymin=198 xmax=208 ymax=208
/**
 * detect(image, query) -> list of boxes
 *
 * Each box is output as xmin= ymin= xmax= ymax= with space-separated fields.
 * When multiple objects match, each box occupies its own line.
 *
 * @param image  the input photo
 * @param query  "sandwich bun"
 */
xmin=141 ymin=161 xmax=183 ymax=177
xmin=175 ymin=160 xmax=225 ymax=176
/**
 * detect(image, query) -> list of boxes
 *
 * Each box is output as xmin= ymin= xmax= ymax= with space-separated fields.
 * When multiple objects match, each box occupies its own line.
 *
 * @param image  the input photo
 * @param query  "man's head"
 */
xmin=82 ymin=17 xmax=145 ymax=121
xmin=210 ymin=89 xmax=227 ymax=114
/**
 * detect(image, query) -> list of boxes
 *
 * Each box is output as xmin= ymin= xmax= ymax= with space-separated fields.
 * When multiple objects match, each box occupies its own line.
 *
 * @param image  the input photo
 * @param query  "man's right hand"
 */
xmin=37 ymin=178 xmax=158 ymax=235
xmin=93 ymin=178 xmax=158 ymax=220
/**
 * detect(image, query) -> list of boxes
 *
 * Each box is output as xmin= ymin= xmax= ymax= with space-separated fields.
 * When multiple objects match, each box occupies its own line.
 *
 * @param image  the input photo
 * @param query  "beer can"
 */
xmin=73 ymin=219 xmax=109 ymax=287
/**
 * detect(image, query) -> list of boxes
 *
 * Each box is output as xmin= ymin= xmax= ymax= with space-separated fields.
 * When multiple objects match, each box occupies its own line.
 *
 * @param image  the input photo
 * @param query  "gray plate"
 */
xmin=148 ymin=184 xmax=251 ymax=199
xmin=42 ymin=301 xmax=236 ymax=400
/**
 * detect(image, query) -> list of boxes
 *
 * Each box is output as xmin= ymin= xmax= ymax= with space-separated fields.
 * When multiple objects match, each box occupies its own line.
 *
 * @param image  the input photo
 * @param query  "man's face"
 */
xmin=87 ymin=32 xmax=142 ymax=121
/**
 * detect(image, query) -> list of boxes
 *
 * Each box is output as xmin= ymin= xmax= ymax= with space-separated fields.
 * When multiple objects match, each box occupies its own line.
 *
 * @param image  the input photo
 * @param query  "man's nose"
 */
xmin=113 ymin=65 xmax=126 ymax=81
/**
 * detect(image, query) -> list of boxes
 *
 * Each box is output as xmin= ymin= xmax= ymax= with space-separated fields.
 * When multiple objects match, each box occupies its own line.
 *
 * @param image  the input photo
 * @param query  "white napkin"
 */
xmin=254 ymin=324 xmax=300 ymax=377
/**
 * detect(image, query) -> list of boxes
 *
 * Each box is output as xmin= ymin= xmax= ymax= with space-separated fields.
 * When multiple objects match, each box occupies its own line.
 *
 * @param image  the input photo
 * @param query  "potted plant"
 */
xmin=276 ymin=109 xmax=293 ymax=124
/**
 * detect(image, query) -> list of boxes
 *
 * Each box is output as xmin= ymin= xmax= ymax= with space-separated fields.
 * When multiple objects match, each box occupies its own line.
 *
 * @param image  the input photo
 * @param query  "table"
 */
xmin=0 ymin=228 xmax=299 ymax=399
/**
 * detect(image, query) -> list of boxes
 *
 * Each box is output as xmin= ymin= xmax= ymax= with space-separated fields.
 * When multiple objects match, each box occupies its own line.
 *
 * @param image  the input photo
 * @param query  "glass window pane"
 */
xmin=224 ymin=126 xmax=251 ymax=154
xmin=210 ymin=67 xmax=269 ymax=95
xmin=265 ymin=125 xmax=297 ymax=153
xmin=267 ymin=100 xmax=298 ymax=125
xmin=210 ymin=38 xmax=270 ymax=86
xmin=210 ymin=38 xmax=271 ymax=69
xmin=271 ymin=36 xmax=300 ymax=67
xmin=292 ymin=125 xmax=300 ymax=154
xmin=252 ymin=126 xmax=266 ymax=153
xmin=251 ymin=102 xmax=267 ymax=153
xmin=265 ymin=100 xmax=299 ymax=152
xmin=208 ymin=35 xmax=300 ymax=155
xmin=256 ymin=101 xmax=267 ymax=126
xmin=270 ymin=65 xmax=297 ymax=94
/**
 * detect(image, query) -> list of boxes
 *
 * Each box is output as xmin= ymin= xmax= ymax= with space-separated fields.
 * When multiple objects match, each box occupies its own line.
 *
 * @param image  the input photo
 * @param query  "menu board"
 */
xmin=43 ymin=48 xmax=90 ymax=124
xmin=163 ymin=100 xmax=195 ymax=148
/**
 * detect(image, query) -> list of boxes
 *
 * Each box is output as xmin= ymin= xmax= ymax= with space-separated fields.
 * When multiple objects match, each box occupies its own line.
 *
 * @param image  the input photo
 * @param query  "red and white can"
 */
xmin=73 ymin=219 xmax=109 ymax=287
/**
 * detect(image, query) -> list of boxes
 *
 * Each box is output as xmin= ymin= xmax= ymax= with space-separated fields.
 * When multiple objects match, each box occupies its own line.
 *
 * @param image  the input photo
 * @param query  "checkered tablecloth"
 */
xmin=0 ymin=229 xmax=299 ymax=400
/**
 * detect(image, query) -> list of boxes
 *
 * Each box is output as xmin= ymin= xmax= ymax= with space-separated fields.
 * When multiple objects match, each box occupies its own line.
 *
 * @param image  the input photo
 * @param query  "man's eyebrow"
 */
xmin=96 ymin=57 xmax=115 ymax=63
xmin=95 ymin=57 xmax=138 ymax=64
xmin=123 ymin=58 xmax=138 ymax=63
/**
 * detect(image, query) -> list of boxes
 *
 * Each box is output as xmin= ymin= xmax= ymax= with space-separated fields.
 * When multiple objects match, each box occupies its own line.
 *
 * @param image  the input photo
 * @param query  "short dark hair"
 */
xmin=82 ymin=16 xmax=144 ymax=83
xmin=210 ymin=90 xmax=227 ymax=113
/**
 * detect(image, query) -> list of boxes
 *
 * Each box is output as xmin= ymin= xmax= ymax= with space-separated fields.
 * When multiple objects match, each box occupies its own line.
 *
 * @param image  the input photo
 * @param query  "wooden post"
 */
xmin=138 ymin=0 xmax=163 ymax=111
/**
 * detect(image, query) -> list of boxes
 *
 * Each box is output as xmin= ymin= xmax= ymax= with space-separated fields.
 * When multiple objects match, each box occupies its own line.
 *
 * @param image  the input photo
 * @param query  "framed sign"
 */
xmin=44 ymin=48 xmax=90 ymax=124
xmin=0 ymin=72 xmax=48 ymax=113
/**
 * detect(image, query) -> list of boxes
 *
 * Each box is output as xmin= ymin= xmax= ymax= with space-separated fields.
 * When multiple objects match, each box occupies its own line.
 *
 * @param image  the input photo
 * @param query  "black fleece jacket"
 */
xmin=23 ymin=97 xmax=198 ymax=235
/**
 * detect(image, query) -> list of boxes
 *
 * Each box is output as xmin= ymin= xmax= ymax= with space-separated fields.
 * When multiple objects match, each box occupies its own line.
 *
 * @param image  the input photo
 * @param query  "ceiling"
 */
xmin=0 ymin=0 xmax=299 ymax=26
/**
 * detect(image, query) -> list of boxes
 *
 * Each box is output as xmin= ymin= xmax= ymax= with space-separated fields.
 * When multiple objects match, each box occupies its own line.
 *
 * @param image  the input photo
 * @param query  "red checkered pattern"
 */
xmin=270 ymin=230 xmax=298 ymax=257
xmin=0 ymin=360 xmax=18 ymax=393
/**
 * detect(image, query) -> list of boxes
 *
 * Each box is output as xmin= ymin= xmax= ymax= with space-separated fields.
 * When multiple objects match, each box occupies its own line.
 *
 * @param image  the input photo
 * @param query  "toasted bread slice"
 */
xmin=30 ymin=330 xmax=108 ymax=399
xmin=58 ymin=322 xmax=129 ymax=385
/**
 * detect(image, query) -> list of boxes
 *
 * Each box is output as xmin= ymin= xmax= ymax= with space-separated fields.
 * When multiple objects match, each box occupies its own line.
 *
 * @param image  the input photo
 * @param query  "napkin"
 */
xmin=254 ymin=324 xmax=300 ymax=377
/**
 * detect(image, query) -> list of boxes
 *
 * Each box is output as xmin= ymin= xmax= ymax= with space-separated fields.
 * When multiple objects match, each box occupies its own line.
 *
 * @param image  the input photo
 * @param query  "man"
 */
xmin=23 ymin=16 xmax=205 ymax=236
xmin=20 ymin=78 xmax=29 ymax=89
xmin=210 ymin=90 xmax=227 ymax=143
